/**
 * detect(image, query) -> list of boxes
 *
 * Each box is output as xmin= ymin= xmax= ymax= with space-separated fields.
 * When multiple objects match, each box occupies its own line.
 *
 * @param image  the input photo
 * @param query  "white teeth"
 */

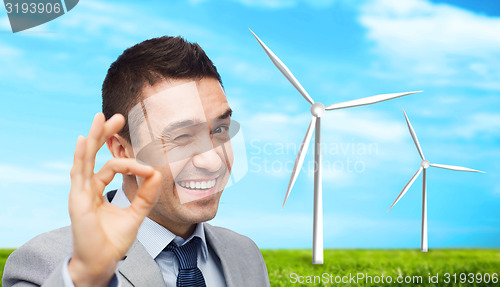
xmin=178 ymin=179 xmax=217 ymax=190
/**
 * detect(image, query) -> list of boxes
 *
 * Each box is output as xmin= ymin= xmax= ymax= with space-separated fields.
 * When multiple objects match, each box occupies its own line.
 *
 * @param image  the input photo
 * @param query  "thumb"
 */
xmin=127 ymin=170 xmax=162 ymax=220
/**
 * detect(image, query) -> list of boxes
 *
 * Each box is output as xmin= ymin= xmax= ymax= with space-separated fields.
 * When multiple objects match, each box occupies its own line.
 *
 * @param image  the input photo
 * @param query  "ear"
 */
xmin=107 ymin=134 xmax=134 ymax=159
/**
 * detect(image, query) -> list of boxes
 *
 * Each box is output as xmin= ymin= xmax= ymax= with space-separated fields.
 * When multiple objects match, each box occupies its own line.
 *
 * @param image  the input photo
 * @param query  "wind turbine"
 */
xmin=250 ymin=29 xmax=421 ymax=264
xmin=388 ymin=109 xmax=485 ymax=252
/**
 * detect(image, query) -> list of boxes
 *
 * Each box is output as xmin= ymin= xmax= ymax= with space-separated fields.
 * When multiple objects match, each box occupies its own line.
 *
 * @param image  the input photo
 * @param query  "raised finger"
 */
xmin=70 ymin=136 xmax=87 ymax=190
xmin=83 ymin=114 xmax=125 ymax=177
xmin=69 ymin=136 xmax=90 ymax=219
xmin=83 ymin=113 xmax=106 ymax=177
xmin=93 ymin=158 xmax=155 ymax=191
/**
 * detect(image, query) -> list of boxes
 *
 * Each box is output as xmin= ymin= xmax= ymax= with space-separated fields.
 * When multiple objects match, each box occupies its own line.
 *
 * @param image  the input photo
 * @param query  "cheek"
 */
xmin=156 ymin=164 xmax=174 ymax=185
xmin=221 ymin=142 xmax=234 ymax=168
xmin=156 ymin=167 xmax=177 ymax=202
xmin=165 ymin=157 xmax=191 ymax=181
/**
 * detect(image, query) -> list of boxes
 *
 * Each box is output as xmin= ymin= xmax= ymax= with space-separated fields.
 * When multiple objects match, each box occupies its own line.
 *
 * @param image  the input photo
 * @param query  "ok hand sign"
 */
xmin=67 ymin=113 xmax=161 ymax=287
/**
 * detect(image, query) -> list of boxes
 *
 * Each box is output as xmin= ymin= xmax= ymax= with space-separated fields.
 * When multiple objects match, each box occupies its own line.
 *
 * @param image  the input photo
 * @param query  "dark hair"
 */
xmin=102 ymin=36 xmax=222 ymax=142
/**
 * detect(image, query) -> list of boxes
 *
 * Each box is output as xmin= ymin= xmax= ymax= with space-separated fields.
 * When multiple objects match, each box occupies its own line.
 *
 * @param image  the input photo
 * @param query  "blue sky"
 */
xmin=0 ymin=0 xmax=498 ymax=249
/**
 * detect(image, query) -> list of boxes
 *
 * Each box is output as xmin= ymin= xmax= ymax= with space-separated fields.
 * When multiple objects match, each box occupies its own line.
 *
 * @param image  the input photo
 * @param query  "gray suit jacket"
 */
xmin=3 ymin=223 xmax=270 ymax=287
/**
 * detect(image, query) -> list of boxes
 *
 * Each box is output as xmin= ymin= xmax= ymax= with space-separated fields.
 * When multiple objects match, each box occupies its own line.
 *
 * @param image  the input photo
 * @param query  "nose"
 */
xmin=192 ymin=148 xmax=222 ymax=172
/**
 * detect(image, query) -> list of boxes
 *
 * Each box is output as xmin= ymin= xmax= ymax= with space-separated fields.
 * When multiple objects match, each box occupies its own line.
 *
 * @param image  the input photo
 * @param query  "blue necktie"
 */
xmin=165 ymin=237 xmax=207 ymax=287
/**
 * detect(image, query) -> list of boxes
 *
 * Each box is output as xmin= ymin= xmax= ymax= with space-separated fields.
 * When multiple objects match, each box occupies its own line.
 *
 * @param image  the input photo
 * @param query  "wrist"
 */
xmin=68 ymin=257 xmax=117 ymax=287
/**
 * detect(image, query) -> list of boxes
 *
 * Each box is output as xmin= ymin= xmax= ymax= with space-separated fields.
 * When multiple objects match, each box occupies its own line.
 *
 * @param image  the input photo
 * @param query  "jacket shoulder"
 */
xmin=204 ymin=223 xmax=270 ymax=287
xmin=205 ymin=224 xmax=259 ymax=250
xmin=2 ymin=226 xmax=73 ymax=287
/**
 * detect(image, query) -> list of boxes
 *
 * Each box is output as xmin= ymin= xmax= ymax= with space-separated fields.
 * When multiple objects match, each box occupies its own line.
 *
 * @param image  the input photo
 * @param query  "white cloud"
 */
xmin=359 ymin=0 xmax=500 ymax=90
xmin=414 ymin=110 xmax=500 ymax=142
xmin=0 ymin=41 xmax=37 ymax=80
xmin=322 ymin=110 xmax=407 ymax=143
xmin=360 ymin=0 xmax=500 ymax=57
xmin=0 ymin=206 xmax=68 ymax=230
xmin=0 ymin=42 xmax=22 ymax=57
xmin=243 ymin=109 xmax=407 ymax=144
xmin=0 ymin=16 xmax=11 ymax=31
xmin=61 ymin=1 xmax=142 ymax=42
xmin=242 ymin=111 xmax=309 ymax=142
xmin=3 ymin=1 xmax=218 ymax=44
xmin=361 ymin=0 xmax=500 ymax=52
xmin=307 ymin=166 xmax=356 ymax=186
xmin=215 ymin=56 xmax=277 ymax=83
xmin=452 ymin=112 xmax=500 ymax=139
xmin=6 ymin=0 xmax=216 ymax=50
xmin=42 ymin=161 xmax=73 ymax=171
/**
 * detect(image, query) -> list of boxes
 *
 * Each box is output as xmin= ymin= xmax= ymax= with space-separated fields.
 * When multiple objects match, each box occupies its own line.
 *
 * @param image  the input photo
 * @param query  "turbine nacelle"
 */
xmin=421 ymin=159 xmax=430 ymax=169
xmin=310 ymin=102 xmax=325 ymax=118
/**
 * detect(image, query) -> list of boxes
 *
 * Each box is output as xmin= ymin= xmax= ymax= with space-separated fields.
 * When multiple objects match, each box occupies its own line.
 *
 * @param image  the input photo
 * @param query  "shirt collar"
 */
xmin=109 ymin=186 xmax=209 ymax=261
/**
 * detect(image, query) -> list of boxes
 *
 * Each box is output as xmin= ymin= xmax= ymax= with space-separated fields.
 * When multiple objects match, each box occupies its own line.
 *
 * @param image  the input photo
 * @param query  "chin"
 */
xmin=182 ymin=192 xmax=221 ymax=222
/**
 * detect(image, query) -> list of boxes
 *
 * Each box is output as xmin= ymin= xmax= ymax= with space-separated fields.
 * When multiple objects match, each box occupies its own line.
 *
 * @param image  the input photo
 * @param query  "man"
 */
xmin=3 ymin=36 xmax=270 ymax=287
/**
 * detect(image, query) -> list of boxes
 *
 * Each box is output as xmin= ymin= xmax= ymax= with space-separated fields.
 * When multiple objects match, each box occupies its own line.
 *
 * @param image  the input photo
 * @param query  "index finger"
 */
xmin=70 ymin=135 xmax=86 ymax=189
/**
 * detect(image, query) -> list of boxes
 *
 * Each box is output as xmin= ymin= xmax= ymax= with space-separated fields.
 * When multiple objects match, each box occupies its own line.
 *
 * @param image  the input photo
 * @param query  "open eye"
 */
xmin=213 ymin=125 xmax=229 ymax=134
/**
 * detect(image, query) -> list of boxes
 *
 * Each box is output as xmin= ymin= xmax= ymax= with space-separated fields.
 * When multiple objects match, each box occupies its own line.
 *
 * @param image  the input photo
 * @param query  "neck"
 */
xmin=148 ymin=213 xmax=197 ymax=240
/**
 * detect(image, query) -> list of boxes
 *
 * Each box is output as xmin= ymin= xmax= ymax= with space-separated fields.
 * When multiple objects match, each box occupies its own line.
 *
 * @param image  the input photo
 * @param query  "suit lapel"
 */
xmin=204 ymin=224 xmax=239 ymax=287
xmin=118 ymin=240 xmax=165 ymax=287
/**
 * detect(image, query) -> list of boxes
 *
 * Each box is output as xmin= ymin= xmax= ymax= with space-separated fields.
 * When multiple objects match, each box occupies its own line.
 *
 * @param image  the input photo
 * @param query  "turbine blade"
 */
xmin=430 ymin=163 xmax=485 ymax=173
xmin=388 ymin=167 xmax=423 ymax=211
xmin=403 ymin=108 xmax=425 ymax=160
xmin=283 ymin=116 xmax=317 ymax=208
xmin=325 ymin=91 xmax=421 ymax=111
xmin=249 ymin=29 xmax=315 ymax=105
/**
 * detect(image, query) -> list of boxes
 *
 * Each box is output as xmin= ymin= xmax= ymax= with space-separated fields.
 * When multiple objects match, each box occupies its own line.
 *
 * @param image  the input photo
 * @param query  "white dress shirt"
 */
xmin=62 ymin=187 xmax=227 ymax=287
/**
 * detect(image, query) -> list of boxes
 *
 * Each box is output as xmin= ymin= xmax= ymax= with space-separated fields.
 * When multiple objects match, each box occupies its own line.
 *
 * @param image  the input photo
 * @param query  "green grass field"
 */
xmin=1 ymin=249 xmax=499 ymax=286
xmin=261 ymin=249 xmax=500 ymax=286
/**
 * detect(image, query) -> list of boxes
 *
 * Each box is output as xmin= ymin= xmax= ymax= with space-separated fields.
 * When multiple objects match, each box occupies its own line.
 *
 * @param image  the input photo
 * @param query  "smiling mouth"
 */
xmin=177 ymin=179 xmax=217 ymax=191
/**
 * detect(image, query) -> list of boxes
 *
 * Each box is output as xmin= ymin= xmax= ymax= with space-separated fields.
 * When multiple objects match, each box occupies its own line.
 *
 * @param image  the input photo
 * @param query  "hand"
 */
xmin=67 ymin=113 xmax=161 ymax=287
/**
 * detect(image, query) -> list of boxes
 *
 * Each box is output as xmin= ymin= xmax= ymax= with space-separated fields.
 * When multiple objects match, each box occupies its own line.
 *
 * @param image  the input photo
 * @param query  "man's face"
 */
xmin=128 ymin=77 xmax=233 ymax=226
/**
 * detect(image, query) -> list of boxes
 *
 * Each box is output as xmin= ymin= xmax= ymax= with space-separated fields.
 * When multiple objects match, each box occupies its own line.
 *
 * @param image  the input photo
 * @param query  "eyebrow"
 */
xmin=159 ymin=108 xmax=233 ymax=136
xmin=216 ymin=108 xmax=233 ymax=120
xmin=160 ymin=119 xmax=199 ymax=136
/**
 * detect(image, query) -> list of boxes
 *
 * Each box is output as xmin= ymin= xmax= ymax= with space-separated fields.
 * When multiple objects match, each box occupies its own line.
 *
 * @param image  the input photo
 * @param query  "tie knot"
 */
xmin=165 ymin=237 xmax=201 ymax=270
